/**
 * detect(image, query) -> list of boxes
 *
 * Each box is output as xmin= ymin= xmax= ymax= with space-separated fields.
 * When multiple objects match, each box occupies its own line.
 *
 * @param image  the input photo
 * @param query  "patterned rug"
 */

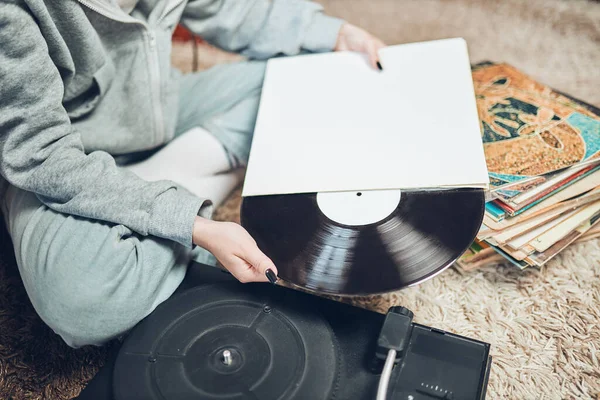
xmin=1 ymin=0 xmax=599 ymax=399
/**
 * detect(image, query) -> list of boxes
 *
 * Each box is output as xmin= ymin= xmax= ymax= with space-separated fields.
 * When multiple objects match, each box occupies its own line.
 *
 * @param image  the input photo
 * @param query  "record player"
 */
xmin=76 ymin=263 xmax=492 ymax=400
xmin=75 ymin=37 xmax=493 ymax=400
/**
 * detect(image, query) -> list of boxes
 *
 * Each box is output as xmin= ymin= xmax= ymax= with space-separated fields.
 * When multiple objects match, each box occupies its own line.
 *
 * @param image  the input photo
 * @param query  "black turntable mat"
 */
xmin=113 ymin=282 xmax=340 ymax=400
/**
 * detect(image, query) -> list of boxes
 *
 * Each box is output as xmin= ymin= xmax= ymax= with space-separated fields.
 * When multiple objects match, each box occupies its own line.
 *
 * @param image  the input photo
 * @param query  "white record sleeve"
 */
xmin=242 ymin=38 xmax=489 ymax=197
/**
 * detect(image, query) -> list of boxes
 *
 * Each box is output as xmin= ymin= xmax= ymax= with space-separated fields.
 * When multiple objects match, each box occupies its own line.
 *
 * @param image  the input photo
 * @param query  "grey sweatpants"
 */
xmin=1 ymin=60 xmax=266 ymax=348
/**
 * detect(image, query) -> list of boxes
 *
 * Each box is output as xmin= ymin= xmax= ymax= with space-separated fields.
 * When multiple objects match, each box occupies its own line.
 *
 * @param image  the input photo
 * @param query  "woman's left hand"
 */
xmin=334 ymin=23 xmax=386 ymax=70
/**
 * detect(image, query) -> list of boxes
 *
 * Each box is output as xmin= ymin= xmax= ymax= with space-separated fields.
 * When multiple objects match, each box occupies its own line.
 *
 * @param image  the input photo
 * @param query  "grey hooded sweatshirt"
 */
xmin=0 ymin=0 xmax=343 ymax=247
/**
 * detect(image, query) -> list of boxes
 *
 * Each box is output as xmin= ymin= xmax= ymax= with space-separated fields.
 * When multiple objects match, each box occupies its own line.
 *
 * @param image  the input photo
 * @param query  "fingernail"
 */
xmin=265 ymin=269 xmax=278 ymax=284
xmin=376 ymin=61 xmax=383 ymax=71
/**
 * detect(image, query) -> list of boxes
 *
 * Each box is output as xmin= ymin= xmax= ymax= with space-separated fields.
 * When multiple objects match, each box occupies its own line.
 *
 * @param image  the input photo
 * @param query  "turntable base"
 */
xmin=76 ymin=264 xmax=491 ymax=400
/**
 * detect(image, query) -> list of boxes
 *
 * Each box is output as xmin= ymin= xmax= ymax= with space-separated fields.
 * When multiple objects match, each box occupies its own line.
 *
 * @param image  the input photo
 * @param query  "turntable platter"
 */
xmin=113 ymin=283 xmax=340 ymax=400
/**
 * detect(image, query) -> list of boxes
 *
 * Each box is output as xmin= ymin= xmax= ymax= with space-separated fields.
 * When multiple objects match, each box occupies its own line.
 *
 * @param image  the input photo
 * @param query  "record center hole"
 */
xmin=356 ymin=192 xmax=362 ymax=197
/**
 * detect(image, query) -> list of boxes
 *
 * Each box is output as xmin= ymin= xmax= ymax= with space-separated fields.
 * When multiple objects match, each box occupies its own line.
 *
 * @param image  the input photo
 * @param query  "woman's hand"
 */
xmin=334 ymin=23 xmax=386 ymax=69
xmin=193 ymin=217 xmax=278 ymax=283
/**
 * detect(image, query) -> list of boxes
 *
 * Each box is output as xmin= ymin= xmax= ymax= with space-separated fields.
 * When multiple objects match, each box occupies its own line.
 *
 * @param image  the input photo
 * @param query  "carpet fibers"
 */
xmin=1 ymin=0 xmax=600 ymax=399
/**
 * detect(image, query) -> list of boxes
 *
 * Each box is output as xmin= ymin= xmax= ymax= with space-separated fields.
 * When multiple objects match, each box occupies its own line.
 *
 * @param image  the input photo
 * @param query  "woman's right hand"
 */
xmin=192 ymin=217 xmax=278 ymax=283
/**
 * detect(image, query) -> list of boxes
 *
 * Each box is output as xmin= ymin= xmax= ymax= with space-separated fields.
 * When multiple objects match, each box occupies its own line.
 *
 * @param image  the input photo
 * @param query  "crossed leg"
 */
xmin=1 ymin=60 xmax=267 ymax=348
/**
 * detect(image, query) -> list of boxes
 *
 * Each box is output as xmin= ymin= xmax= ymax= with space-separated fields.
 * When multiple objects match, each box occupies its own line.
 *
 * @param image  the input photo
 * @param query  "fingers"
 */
xmin=225 ymin=259 xmax=260 ymax=284
xmin=334 ymin=23 xmax=386 ymax=71
xmin=223 ymin=246 xmax=278 ymax=285
xmin=366 ymin=40 xmax=378 ymax=70
xmin=227 ymin=258 xmax=275 ymax=284
xmin=203 ymin=221 xmax=279 ymax=285
xmin=244 ymin=246 xmax=278 ymax=282
xmin=368 ymin=37 xmax=386 ymax=70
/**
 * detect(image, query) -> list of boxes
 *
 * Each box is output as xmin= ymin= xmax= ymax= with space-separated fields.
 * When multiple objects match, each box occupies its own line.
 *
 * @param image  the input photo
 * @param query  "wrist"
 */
xmin=334 ymin=23 xmax=348 ymax=51
xmin=192 ymin=216 xmax=215 ymax=249
xmin=303 ymin=14 xmax=345 ymax=53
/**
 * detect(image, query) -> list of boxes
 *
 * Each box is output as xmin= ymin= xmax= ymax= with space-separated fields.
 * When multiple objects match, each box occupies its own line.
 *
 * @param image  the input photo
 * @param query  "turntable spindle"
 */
xmin=222 ymin=349 xmax=233 ymax=366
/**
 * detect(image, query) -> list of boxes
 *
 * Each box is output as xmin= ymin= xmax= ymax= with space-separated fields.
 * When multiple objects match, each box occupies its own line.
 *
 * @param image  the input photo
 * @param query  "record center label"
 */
xmin=316 ymin=190 xmax=401 ymax=226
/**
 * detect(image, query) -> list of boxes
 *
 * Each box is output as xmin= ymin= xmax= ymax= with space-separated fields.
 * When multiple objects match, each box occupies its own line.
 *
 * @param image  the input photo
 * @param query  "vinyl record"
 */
xmin=240 ymin=188 xmax=484 ymax=295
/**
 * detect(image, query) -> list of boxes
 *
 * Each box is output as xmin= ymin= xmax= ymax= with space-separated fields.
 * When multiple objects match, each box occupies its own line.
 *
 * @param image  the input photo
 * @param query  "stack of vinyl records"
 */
xmin=457 ymin=62 xmax=600 ymax=271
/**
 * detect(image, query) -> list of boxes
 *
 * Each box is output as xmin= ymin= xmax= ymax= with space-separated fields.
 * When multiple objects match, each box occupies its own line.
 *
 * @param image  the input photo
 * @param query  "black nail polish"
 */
xmin=376 ymin=61 xmax=383 ymax=71
xmin=265 ymin=269 xmax=278 ymax=284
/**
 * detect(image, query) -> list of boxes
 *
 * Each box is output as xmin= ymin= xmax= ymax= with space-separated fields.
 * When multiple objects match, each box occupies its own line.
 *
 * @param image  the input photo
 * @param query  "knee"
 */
xmin=36 ymin=249 xmax=187 ymax=348
xmin=28 ymin=253 xmax=155 ymax=348
xmin=17 ymin=218 xmax=188 ymax=348
xmin=37 ymin=277 xmax=149 ymax=348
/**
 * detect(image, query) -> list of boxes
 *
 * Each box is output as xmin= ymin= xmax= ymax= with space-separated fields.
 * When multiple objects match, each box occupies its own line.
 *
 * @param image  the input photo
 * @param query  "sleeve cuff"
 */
xmin=147 ymin=188 xmax=213 ymax=248
xmin=302 ymin=13 xmax=345 ymax=53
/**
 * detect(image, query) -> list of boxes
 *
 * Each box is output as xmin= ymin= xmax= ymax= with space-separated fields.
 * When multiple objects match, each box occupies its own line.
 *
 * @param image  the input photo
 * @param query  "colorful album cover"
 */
xmin=487 ymin=204 xmax=600 ymax=268
xmin=506 ymin=160 xmax=600 ymax=206
xmin=489 ymin=245 xmax=531 ymax=270
xmin=480 ymin=189 xmax=600 ymax=243
xmin=485 ymin=201 xmax=507 ymax=221
xmin=456 ymin=239 xmax=503 ymax=270
xmin=507 ymin=162 xmax=600 ymax=210
xmin=526 ymin=211 xmax=600 ymax=266
xmin=504 ymin=209 xmax=577 ymax=252
xmin=578 ymin=223 xmax=600 ymax=242
xmin=467 ymin=219 xmax=600 ymax=271
xmin=483 ymin=174 xmax=600 ymax=230
xmin=486 ymin=206 xmax=572 ymax=246
xmin=455 ymin=251 xmax=504 ymax=271
xmin=459 ymin=239 xmax=492 ymax=261
xmin=466 ymin=228 xmax=600 ymax=271
xmin=498 ymin=244 xmax=530 ymax=261
xmin=527 ymin=200 xmax=600 ymax=252
xmin=485 ymin=162 xmax=600 ymax=219
xmin=472 ymin=62 xmax=600 ymax=201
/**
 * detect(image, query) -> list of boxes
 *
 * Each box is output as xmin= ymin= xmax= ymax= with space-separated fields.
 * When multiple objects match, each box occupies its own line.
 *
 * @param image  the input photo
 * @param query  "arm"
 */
xmin=180 ymin=0 xmax=344 ymax=59
xmin=1 ymin=1 xmax=278 ymax=282
xmin=0 ymin=1 xmax=207 ymax=247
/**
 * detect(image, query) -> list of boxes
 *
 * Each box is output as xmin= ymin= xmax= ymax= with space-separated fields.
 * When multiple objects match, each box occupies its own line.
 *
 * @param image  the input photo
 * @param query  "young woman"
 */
xmin=0 ymin=0 xmax=384 ymax=348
